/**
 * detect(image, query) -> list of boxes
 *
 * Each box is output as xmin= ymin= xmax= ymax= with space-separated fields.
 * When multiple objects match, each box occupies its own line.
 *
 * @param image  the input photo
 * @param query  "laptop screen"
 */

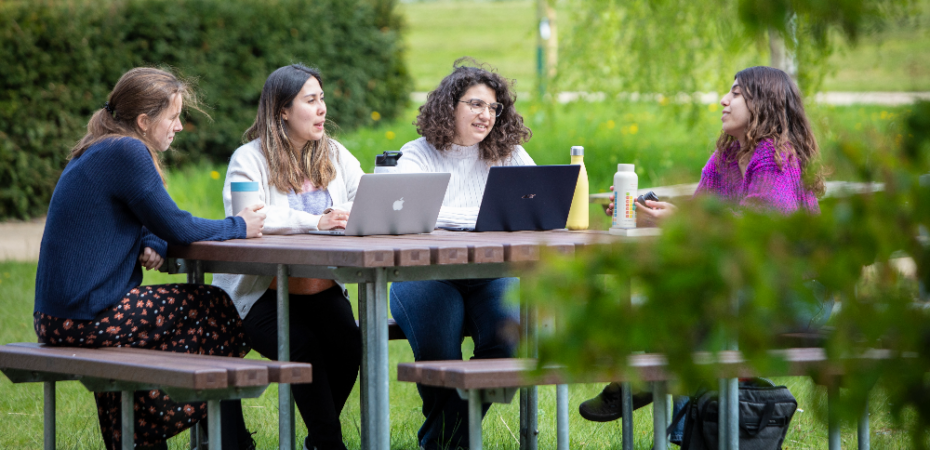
xmin=474 ymin=165 xmax=580 ymax=232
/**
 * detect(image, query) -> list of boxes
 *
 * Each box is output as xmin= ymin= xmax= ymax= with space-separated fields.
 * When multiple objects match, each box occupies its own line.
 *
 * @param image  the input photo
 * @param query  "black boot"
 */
xmin=578 ymin=382 xmax=653 ymax=422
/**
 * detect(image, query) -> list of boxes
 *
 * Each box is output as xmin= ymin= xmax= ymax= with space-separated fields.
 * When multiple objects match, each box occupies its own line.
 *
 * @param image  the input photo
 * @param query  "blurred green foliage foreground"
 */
xmin=0 ymin=0 xmax=411 ymax=220
xmin=522 ymin=102 xmax=930 ymax=447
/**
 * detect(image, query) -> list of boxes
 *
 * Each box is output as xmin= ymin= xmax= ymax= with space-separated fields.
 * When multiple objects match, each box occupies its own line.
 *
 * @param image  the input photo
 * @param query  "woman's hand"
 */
xmin=318 ymin=209 xmax=349 ymax=230
xmin=238 ymin=204 xmax=266 ymax=238
xmin=605 ymin=186 xmax=616 ymax=217
xmin=636 ymin=200 xmax=677 ymax=227
xmin=138 ymin=247 xmax=164 ymax=271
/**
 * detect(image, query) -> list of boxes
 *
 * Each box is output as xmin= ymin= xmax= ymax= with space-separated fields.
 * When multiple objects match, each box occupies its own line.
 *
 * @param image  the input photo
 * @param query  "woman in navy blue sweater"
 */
xmin=33 ymin=67 xmax=265 ymax=450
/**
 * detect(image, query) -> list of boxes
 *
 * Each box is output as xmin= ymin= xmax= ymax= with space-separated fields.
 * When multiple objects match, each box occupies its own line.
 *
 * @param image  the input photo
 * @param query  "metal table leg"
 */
xmin=187 ymin=262 xmax=206 ymax=450
xmin=520 ymin=299 xmax=538 ymax=450
xmin=359 ymin=283 xmax=371 ymax=450
xmin=718 ymin=378 xmax=727 ymax=450
xmin=360 ymin=268 xmax=390 ymax=450
xmin=859 ymin=397 xmax=870 ymax=450
xmin=373 ymin=268 xmax=390 ymax=450
xmin=828 ymin=382 xmax=841 ymax=450
xmin=190 ymin=424 xmax=202 ymax=450
xmin=277 ymin=264 xmax=294 ymax=450
xmin=122 ymin=390 xmax=134 ymax=450
xmin=621 ymin=382 xmax=633 ymax=450
xmin=44 ymin=381 xmax=55 ymax=450
xmin=652 ymin=381 xmax=668 ymax=450
xmin=726 ymin=377 xmax=739 ymax=450
xmin=208 ymin=400 xmax=222 ymax=449
xmin=556 ymin=384 xmax=569 ymax=450
xmin=468 ymin=389 xmax=483 ymax=450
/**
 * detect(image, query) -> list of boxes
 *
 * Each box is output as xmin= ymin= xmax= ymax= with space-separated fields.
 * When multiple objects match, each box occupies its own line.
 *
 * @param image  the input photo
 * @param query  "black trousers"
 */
xmin=242 ymin=286 xmax=362 ymax=450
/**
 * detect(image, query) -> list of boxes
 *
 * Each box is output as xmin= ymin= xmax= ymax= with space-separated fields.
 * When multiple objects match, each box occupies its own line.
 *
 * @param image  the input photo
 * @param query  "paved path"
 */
xmin=0 ymin=219 xmax=45 ymax=262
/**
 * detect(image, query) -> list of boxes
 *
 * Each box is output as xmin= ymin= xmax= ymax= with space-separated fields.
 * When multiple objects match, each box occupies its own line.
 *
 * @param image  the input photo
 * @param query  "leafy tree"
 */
xmin=521 ymin=102 xmax=930 ymax=445
xmin=553 ymin=0 xmax=916 ymax=97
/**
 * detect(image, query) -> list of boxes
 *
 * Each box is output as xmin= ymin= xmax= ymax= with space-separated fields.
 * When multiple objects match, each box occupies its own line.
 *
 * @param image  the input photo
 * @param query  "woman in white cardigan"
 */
xmin=213 ymin=64 xmax=362 ymax=450
xmin=391 ymin=58 xmax=534 ymax=450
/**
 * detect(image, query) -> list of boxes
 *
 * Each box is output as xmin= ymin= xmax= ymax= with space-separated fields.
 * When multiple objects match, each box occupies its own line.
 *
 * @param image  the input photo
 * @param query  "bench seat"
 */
xmin=398 ymin=349 xmax=890 ymax=450
xmin=0 ymin=342 xmax=312 ymax=450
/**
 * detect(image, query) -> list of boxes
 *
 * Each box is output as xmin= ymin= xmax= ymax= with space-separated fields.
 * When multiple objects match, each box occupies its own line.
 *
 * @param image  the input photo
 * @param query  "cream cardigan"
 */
xmin=213 ymin=138 xmax=364 ymax=318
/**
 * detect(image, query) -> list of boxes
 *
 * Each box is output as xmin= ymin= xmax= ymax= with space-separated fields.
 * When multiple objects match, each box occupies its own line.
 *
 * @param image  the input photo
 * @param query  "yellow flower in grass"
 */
xmin=386 ymin=131 xmax=396 ymax=140
xmin=371 ymin=111 xmax=381 ymax=121
xmin=210 ymin=171 xmax=220 ymax=180
xmin=629 ymin=124 xmax=639 ymax=134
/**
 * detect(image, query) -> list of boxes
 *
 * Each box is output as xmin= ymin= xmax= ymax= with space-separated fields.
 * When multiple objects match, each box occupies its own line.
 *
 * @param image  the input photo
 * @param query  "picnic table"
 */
xmin=166 ymin=229 xmax=625 ymax=450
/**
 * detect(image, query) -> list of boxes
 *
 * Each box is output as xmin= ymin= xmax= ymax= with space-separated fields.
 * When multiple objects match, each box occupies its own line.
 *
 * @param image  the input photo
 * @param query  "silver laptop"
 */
xmin=308 ymin=173 xmax=451 ymax=236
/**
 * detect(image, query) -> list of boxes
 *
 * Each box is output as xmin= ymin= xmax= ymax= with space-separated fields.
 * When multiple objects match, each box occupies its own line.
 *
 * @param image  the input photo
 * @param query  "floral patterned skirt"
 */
xmin=34 ymin=284 xmax=250 ymax=449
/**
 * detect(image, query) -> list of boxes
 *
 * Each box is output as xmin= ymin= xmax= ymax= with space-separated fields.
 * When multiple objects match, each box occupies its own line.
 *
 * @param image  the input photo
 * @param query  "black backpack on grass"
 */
xmin=669 ymin=378 xmax=798 ymax=450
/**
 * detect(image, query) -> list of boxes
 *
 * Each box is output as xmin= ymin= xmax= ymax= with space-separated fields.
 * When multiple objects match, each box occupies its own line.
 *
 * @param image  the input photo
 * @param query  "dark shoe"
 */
xmin=242 ymin=431 xmax=257 ymax=450
xmin=578 ymin=382 xmax=653 ymax=422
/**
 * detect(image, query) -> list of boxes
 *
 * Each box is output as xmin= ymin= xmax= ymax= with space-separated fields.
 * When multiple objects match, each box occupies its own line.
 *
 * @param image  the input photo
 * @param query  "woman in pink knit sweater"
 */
xmin=585 ymin=67 xmax=828 ymax=430
xmin=608 ymin=66 xmax=824 ymax=222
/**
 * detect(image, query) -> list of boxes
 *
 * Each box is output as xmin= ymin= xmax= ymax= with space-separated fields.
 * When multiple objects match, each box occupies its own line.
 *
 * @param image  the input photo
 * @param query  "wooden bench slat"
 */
xmin=0 ymin=344 xmax=229 ymax=390
xmin=398 ymin=349 xmax=891 ymax=390
xmin=94 ymin=346 xmax=312 ymax=384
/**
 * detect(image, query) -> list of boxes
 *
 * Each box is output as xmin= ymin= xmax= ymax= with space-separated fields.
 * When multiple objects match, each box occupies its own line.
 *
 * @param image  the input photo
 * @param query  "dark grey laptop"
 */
xmin=469 ymin=165 xmax=580 ymax=232
xmin=308 ymin=173 xmax=450 ymax=236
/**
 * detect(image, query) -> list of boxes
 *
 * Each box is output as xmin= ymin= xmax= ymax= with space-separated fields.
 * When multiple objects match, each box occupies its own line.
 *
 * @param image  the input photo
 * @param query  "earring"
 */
xmin=143 ymin=132 xmax=147 ymax=138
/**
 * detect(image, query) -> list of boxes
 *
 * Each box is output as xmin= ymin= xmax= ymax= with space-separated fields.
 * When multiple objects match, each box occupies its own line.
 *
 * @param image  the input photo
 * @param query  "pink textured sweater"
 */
xmin=694 ymin=140 xmax=820 ymax=214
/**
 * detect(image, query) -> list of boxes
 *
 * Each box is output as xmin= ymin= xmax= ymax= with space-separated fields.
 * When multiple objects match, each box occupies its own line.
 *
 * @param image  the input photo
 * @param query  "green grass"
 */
xmin=820 ymin=0 xmax=930 ymax=92
xmin=0 ymin=100 xmax=920 ymax=445
xmin=3 ymin=1 xmax=927 ymax=446
xmin=335 ymin=99 xmax=911 ymax=230
xmin=398 ymin=1 xmax=538 ymax=92
xmin=0 ymin=261 xmax=917 ymax=449
xmin=399 ymin=0 xmax=930 ymax=93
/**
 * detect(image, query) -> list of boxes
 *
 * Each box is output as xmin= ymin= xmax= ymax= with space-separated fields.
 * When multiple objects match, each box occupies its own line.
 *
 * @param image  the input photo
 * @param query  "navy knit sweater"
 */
xmin=34 ymin=137 xmax=246 ymax=320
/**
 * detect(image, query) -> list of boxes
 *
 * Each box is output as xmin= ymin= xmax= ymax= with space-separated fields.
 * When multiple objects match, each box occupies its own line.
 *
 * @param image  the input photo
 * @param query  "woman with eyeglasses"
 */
xmin=389 ymin=57 xmax=534 ymax=450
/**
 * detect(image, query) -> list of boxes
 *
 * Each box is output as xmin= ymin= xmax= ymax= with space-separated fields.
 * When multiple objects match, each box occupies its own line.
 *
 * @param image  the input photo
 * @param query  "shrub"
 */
xmin=0 ymin=0 xmax=411 ymax=220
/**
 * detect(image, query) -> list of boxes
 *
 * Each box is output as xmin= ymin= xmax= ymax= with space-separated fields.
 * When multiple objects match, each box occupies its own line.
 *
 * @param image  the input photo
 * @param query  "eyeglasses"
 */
xmin=459 ymin=99 xmax=503 ymax=117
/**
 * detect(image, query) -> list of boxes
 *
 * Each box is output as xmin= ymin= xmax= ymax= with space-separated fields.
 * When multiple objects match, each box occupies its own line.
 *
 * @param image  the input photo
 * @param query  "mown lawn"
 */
xmin=3 ymin=0 xmax=927 ymax=447
xmin=399 ymin=0 xmax=930 ymax=93
xmin=0 ymin=259 xmax=917 ymax=449
xmin=0 ymin=99 xmax=920 ymax=448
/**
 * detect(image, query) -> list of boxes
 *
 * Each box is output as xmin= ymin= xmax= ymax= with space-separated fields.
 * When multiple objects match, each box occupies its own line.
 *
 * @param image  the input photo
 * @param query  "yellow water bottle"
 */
xmin=566 ymin=146 xmax=589 ymax=230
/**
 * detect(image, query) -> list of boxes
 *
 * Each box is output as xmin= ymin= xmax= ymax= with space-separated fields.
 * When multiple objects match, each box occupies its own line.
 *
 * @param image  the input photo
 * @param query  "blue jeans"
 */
xmin=390 ymin=277 xmax=519 ymax=450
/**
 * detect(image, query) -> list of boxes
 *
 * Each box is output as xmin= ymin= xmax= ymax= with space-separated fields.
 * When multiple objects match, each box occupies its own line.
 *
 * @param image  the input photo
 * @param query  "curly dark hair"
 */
xmin=416 ymin=57 xmax=532 ymax=162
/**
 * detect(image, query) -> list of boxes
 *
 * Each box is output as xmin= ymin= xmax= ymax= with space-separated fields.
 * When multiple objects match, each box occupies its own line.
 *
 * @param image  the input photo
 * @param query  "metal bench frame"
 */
xmin=399 ymin=350 xmax=882 ymax=450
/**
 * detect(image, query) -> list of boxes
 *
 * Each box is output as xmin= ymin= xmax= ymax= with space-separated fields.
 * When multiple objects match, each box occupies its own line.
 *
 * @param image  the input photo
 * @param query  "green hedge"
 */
xmin=0 ymin=0 xmax=411 ymax=220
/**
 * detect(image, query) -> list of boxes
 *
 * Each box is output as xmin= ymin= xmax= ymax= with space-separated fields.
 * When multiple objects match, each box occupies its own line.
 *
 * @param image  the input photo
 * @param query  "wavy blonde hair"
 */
xmin=243 ymin=64 xmax=336 ymax=192
xmin=70 ymin=67 xmax=205 ymax=184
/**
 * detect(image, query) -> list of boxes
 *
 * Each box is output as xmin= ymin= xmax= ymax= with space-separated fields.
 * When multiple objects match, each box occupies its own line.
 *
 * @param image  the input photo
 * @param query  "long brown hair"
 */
xmin=416 ymin=57 xmax=532 ymax=162
xmin=243 ymin=64 xmax=336 ymax=193
xmin=715 ymin=66 xmax=825 ymax=196
xmin=70 ymin=67 xmax=203 ymax=184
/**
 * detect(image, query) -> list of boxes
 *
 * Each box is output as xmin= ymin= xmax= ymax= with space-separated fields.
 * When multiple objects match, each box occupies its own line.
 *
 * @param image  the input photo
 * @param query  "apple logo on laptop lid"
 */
xmin=393 ymin=197 xmax=404 ymax=211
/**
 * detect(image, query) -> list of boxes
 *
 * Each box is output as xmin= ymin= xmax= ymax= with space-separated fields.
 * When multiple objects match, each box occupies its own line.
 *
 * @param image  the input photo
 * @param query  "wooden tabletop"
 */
xmin=168 ymin=230 xmax=623 ymax=268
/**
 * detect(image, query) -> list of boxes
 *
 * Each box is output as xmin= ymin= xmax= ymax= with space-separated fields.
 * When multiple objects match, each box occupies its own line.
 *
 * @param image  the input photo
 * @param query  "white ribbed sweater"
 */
xmin=395 ymin=137 xmax=535 ymax=227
